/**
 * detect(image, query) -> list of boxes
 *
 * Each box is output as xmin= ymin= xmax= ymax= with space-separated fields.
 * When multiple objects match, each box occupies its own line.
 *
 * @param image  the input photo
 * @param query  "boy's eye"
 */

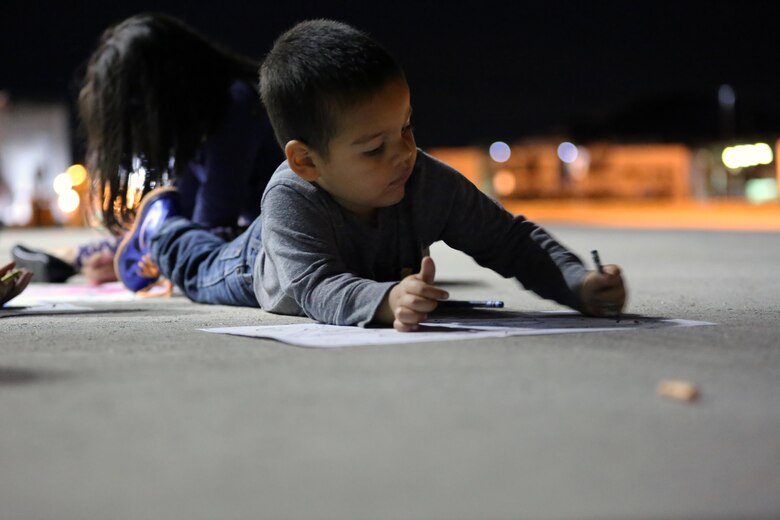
xmin=362 ymin=122 xmax=413 ymax=156
xmin=364 ymin=144 xmax=385 ymax=156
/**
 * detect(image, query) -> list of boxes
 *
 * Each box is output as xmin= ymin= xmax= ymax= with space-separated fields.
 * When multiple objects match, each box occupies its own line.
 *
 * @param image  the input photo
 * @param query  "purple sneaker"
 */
xmin=114 ymin=187 xmax=181 ymax=292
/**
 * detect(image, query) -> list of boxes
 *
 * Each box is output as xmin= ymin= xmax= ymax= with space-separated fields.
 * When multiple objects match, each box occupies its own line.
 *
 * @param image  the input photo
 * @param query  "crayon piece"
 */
xmin=1 ymin=269 xmax=22 ymax=283
xmin=657 ymin=379 xmax=700 ymax=402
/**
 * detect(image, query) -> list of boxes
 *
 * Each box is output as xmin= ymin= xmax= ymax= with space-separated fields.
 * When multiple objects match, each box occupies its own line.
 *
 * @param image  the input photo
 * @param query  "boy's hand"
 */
xmin=578 ymin=264 xmax=627 ymax=317
xmin=378 ymin=256 xmax=450 ymax=332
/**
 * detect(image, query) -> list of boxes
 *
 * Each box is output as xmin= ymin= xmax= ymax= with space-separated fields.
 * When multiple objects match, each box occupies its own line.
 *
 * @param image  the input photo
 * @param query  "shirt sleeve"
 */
xmin=416 ymin=155 xmax=587 ymax=310
xmin=260 ymin=184 xmax=395 ymax=326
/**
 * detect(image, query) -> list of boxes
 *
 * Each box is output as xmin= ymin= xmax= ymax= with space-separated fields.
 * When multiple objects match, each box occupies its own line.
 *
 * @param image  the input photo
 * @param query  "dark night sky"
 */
xmin=3 ymin=0 xmax=780 ymax=148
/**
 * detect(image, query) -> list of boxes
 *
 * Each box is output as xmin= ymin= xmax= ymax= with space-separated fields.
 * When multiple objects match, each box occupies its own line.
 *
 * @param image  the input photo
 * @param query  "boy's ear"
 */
xmin=285 ymin=140 xmax=320 ymax=182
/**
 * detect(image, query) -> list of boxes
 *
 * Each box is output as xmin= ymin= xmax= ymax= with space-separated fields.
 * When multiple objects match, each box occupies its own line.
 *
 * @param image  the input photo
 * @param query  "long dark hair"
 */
xmin=79 ymin=13 xmax=259 ymax=233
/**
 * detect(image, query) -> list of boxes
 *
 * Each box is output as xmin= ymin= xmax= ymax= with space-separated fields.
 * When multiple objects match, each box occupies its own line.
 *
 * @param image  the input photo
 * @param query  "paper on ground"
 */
xmin=7 ymin=281 xmax=178 ymax=305
xmin=1 ymin=302 xmax=95 ymax=318
xmin=202 ymin=311 xmax=716 ymax=348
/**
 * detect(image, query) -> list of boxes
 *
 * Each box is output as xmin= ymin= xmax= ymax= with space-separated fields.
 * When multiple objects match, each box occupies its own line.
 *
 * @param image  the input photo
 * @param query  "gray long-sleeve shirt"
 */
xmin=254 ymin=150 xmax=587 ymax=326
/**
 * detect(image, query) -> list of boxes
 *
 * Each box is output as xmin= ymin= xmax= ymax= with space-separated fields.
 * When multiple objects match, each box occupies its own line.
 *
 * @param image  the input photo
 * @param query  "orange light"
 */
xmin=492 ymin=169 xmax=516 ymax=196
xmin=67 ymin=164 xmax=88 ymax=186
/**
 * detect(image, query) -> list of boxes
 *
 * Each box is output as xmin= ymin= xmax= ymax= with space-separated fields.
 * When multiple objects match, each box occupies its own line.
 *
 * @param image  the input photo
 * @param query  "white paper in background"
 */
xmin=7 ymin=281 xmax=179 ymax=305
xmin=202 ymin=311 xmax=716 ymax=348
xmin=0 ymin=302 xmax=95 ymax=318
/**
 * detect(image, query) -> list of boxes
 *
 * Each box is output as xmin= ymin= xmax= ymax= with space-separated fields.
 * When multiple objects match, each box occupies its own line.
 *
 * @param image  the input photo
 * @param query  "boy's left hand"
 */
xmin=578 ymin=264 xmax=627 ymax=317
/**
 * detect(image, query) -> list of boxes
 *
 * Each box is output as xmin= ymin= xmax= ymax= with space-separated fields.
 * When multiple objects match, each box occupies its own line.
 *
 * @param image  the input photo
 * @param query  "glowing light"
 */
xmin=718 ymin=84 xmax=735 ymax=106
xmin=492 ymin=170 xmax=516 ymax=196
xmin=126 ymin=165 xmax=147 ymax=210
xmin=58 ymin=189 xmax=81 ymax=213
xmin=66 ymin=164 xmax=88 ymax=186
xmin=745 ymin=178 xmax=778 ymax=203
xmin=557 ymin=142 xmax=578 ymax=164
xmin=489 ymin=141 xmax=511 ymax=162
xmin=53 ymin=172 xmax=72 ymax=195
xmin=721 ymin=143 xmax=773 ymax=169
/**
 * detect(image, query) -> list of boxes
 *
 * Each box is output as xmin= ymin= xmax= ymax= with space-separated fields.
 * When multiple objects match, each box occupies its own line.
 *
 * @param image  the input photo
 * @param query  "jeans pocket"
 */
xmin=199 ymin=242 xmax=245 ymax=288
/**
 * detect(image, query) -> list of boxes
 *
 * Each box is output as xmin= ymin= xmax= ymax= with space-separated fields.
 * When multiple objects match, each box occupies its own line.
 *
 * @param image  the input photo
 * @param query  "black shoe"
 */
xmin=11 ymin=244 xmax=77 ymax=283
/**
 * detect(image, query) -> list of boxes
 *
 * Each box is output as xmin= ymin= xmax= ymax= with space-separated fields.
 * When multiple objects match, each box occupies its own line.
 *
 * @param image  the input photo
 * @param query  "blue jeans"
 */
xmin=150 ymin=216 xmax=261 ymax=307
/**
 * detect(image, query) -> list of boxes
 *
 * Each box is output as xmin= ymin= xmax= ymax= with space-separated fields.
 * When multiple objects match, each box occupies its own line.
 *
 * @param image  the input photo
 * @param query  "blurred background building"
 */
xmin=0 ymin=95 xmax=74 ymax=226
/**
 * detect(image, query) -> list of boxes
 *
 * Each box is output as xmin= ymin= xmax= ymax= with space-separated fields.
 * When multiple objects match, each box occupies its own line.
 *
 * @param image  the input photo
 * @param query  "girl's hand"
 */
xmin=0 ymin=262 xmax=33 ymax=306
xmin=81 ymin=251 xmax=118 ymax=285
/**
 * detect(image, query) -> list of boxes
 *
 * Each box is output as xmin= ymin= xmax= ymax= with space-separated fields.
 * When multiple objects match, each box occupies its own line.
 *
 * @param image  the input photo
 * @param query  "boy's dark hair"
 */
xmin=79 ymin=13 xmax=260 ymax=233
xmin=260 ymin=20 xmax=405 ymax=156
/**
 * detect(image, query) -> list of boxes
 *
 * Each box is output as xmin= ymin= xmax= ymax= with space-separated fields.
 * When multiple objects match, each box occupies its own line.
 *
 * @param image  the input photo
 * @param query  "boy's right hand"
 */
xmin=380 ymin=256 xmax=449 ymax=332
xmin=578 ymin=264 xmax=627 ymax=317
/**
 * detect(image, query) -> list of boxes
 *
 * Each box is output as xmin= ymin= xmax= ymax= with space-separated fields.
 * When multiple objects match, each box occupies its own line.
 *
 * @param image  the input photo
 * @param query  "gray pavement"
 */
xmin=1 ymin=224 xmax=779 ymax=520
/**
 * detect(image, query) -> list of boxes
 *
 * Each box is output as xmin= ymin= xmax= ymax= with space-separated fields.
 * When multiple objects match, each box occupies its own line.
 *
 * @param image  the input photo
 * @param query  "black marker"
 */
xmin=437 ymin=300 xmax=504 ymax=309
xmin=591 ymin=250 xmax=604 ymax=274
xmin=591 ymin=249 xmax=622 ymax=320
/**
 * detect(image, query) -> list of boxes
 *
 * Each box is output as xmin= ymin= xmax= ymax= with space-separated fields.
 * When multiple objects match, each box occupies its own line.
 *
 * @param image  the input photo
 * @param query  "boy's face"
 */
xmin=309 ymin=79 xmax=417 ymax=219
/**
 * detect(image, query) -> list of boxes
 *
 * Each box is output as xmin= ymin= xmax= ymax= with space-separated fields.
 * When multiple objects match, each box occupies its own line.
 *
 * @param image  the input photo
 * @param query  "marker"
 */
xmin=591 ymin=250 xmax=604 ymax=274
xmin=591 ymin=249 xmax=621 ymax=320
xmin=437 ymin=299 xmax=504 ymax=309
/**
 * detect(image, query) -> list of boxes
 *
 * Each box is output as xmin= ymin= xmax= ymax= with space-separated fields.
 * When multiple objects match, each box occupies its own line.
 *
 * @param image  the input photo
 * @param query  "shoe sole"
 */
xmin=12 ymin=246 xmax=76 ymax=283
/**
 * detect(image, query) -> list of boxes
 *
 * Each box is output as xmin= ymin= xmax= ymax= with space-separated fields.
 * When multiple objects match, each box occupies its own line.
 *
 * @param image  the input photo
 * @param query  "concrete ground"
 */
xmin=1 ymin=224 xmax=779 ymax=520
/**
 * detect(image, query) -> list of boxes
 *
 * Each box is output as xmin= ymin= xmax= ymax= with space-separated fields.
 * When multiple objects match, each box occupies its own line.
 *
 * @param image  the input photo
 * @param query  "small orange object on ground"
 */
xmin=657 ymin=379 xmax=700 ymax=402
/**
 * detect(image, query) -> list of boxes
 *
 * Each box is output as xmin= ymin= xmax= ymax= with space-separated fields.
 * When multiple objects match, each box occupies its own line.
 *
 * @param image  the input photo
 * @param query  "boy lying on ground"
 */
xmin=110 ymin=19 xmax=627 ymax=331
